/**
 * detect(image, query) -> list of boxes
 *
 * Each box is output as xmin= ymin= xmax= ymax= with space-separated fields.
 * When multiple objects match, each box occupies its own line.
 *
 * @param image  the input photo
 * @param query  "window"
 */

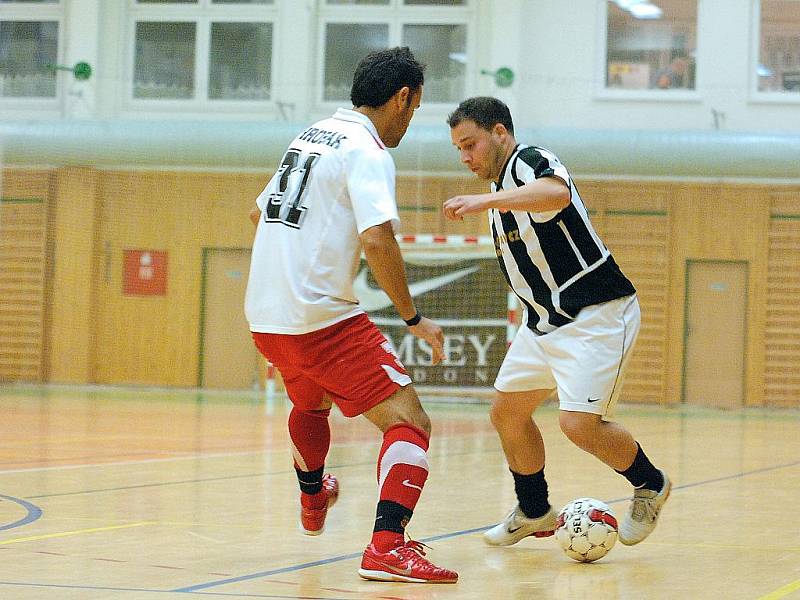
xmin=129 ymin=0 xmax=275 ymax=103
xmin=0 ymin=1 xmax=60 ymax=99
xmin=605 ymin=0 xmax=697 ymax=91
xmin=320 ymin=0 xmax=470 ymax=104
xmin=757 ymin=0 xmax=800 ymax=94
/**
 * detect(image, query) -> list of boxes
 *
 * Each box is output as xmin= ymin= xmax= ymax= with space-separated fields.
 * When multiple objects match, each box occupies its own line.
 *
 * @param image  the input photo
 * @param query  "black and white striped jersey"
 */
xmin=490 ymin=144 xmax=635 ymax=335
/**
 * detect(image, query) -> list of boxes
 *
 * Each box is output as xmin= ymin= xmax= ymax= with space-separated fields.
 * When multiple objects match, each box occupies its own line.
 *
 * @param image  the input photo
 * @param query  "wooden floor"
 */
xmin=1 ymin=385 xmax=799 ymax=600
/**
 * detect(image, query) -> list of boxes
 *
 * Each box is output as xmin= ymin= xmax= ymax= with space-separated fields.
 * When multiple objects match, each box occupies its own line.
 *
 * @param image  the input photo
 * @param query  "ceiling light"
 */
xmin=629 ymin=2 xmax=663 ymax=19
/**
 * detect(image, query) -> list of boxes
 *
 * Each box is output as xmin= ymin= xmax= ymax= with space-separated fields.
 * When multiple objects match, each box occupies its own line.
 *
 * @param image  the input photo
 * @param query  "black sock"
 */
xmin=373 ymin=500 xmax=412 ymax=534
xmin=512 ymin=468 xmax=551 ymax=519
xmin=296 ymin=466 xmax=324 ymax=495
xmin=616 ymin=443 xmax=664 ymax=492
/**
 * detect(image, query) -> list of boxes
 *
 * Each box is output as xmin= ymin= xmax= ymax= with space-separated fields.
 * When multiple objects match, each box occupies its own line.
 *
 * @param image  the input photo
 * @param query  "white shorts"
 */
xmin=495 ymin=295 xmax=640 ymax=419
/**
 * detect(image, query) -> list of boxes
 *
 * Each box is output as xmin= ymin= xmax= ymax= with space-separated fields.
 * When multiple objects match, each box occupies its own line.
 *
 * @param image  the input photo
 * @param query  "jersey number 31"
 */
xmin=264 ymin=148 xmax=320 ymax=229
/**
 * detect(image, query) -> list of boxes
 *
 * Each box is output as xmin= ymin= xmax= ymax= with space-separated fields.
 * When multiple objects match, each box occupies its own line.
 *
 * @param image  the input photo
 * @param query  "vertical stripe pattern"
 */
xmin=490 ymin=144 xmax=635 ymax=334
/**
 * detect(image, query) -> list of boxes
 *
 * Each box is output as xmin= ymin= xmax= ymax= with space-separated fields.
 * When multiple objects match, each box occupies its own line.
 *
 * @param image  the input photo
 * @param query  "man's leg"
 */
xmin=289 ymin=396 xmax=339 ymax=535
xmin=358 ymin=384 xmax=457 ymax=583
xmin=558 ymin=411 xmax=670 ymax=545
xmin=483 ymin=389 xmax=558 ymax=546
xmin=251 ymin=332 xmax=339 ymax=536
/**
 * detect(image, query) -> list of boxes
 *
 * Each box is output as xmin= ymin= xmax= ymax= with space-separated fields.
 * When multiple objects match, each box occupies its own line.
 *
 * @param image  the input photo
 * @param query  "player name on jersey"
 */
xmin=297 ymin=126 xmax=348 ymax=148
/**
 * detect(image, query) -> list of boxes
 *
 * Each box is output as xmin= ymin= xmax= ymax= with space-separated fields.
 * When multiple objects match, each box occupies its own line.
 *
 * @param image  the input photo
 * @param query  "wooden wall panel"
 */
xmin=93 ymin=171 xmax=267 ymax=386
xmin=602 ymin=214 xmax=669 ymax=405
xmin=48 ymin=167 xmax=101 ymax=383
xmin=666 ymin=184 xmax=770 ymax=407
xmin=0 ymin=169 xmax=51 ymax=382
xmin=765 ymin=216 xmax=800 ymax=407
xmin=4 ymin=166 xmax=800 ymax=409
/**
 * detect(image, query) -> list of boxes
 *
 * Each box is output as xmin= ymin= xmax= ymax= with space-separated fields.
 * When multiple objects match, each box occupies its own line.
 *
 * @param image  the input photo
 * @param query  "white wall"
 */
xmin=1 ymin=0 xmax=798 ymax=135
xmin=505 ymin=0 xmax=800 ymax=134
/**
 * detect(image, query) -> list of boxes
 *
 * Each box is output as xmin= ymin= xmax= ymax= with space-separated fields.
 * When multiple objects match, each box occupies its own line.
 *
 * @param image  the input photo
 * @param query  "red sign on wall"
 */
xmin=123 ymin=250 xmax=168 ymax=296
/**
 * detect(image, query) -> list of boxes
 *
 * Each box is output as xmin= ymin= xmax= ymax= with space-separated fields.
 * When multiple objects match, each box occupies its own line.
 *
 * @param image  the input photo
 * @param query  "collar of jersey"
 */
xmin=494 ymin=143 xmax=523 ymax=190
xmin=333 ymin=107 xmax=386 ymax=149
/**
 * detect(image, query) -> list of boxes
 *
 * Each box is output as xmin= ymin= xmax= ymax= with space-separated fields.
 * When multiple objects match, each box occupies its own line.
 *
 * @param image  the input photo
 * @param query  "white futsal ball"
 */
xmin=555 ymin=498 xmax=618 ymax=563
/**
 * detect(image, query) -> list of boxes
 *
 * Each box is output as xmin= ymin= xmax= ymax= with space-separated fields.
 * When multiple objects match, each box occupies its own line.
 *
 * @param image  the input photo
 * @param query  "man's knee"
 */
xmin=559 ymin=411 xmax=599 ymax=449
xmin=365 ymin=385 xmax=431 ymax=436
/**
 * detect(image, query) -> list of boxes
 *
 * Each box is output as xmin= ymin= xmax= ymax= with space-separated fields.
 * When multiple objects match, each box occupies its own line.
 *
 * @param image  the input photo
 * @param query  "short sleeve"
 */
xmin=345 ymin=146 xmax=400 ymax=233
xmin=255 ymin=171 xmax=279 ymax=211
xmin=514 ymin=146 xmax=572 ymax=190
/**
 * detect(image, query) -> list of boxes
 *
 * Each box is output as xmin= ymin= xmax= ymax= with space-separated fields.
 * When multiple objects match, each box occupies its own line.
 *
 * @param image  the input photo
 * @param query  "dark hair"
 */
xmin=447 ymin=96 xmax=514 ymax=135
xmin=350 ymin=47 xmax=425 ymax=108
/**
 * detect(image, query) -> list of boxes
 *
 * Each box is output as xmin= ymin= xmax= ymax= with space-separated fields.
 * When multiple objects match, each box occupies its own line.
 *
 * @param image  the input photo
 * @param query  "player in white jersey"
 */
xmin=245 ymin=47 xmax=456 ymax=584
xmin=443 ymin=97 xmax=670 ymax=548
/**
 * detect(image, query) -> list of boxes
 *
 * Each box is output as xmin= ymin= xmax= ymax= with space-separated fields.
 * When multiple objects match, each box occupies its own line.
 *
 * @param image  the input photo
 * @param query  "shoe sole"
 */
xmin=358 ymin=568 xmax=457 ymax=584
xmin=619 ymin=478 xmax=672 ymax=546
xmin=483 ymin=528 xmax=555 ymax=546
xmin=300 ymin=523 xmax=324 ymax=536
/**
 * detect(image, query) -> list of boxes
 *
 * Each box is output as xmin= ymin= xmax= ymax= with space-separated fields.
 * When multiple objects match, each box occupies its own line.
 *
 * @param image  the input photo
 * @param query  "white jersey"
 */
xmin=245 ymin=108 xmax=399 ymax=334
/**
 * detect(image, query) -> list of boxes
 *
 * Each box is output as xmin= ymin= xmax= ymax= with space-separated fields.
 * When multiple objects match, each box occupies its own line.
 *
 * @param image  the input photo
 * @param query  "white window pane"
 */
xmin=403 ymin=23 xmax=465 ymax=102
xmin=0 ymin=1 xmax=58 ymax=3
xmin=0 ymin=21 xmax=58 ymax=98
xmin=136 ymin=1 xmax=197 ymax=4
xmin=326 ymin=1 xmax=389 ymax=5
xmin=606 ymin=0 xmax=696 ymax=90
xmin=209 ymin=22 xmax=272 ymax=100
xmin=759 ymin=0 xmax=800 ymax=92
xmin=134 ymin=21 xmax=195 ymax=99
xmin=324 ymin=23 xmax=388 ymax=101
xmin=212 ymin=0 xmax=273 ymax=4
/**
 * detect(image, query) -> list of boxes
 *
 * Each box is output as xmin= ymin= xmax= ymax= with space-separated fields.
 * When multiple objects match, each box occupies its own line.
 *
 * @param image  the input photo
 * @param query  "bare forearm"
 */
xmin=486 ymin=178 xmax=570 ymax=213
xmin=360 ymin=226 xmax=416 ymax=321
xmin=444 ymin=177 xmax=570 ymax=221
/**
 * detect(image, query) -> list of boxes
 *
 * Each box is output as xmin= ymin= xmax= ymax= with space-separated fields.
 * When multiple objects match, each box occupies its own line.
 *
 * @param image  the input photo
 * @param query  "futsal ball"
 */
xmin=555 ymin=498 xmax=618 ymax=563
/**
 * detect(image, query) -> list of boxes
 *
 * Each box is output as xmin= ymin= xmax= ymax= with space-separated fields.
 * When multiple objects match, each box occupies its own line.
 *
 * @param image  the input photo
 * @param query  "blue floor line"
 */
xmin=0 ymin=493 xmax=43 ymax=532
xmin=173 ymin=458 xmax=800 ymax=593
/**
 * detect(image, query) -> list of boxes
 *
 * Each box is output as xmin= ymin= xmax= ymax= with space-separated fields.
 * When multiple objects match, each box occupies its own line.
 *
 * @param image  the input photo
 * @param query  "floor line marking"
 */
xmin=0 ymin=494 xmax=44 ymax=532
xmin=173 ymin=458 xmax=800 ymax=592
xmin=0 ymin=580 xmax=347 ymax=598
xmin=0 ymin=521 xmax=154 ymax=545
xmin=758 ymin=578 xmax=800 ymax=600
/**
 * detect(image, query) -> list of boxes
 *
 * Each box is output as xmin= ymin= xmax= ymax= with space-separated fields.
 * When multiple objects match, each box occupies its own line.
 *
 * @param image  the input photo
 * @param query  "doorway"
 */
xmin=200 ymin=248 xmax=261 ymax=389
xmin=682 ymin=260 xmax=748 ymax=408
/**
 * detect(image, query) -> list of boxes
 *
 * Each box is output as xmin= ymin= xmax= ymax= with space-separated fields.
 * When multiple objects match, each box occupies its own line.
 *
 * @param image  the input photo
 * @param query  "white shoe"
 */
xmin=483 ymin=505 xmax=557 ymax=546
xmin=619 ymin=470 xmax=671 ymax=546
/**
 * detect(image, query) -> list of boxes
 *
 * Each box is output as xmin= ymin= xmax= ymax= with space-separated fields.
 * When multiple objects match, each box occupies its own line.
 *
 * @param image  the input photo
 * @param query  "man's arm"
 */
xmin=359 ymin=221 xmax=444 ymax=365
xmin=443 ymin=177 xmax=570 ymax=221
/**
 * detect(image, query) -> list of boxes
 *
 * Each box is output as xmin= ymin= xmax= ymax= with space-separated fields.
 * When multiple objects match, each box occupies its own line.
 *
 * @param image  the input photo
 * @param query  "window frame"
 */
xmin=0 ymin=1 xmax=63 ymax=107
xmin=125 ymin=0 xmax=278 ymax=113
xmin=316 ymin=0 xmax=474 ymax=112
xmin=594 ymin=0 xmax=702 ymax=103
xmin=750 ymin=0 xmax=800 ymax=105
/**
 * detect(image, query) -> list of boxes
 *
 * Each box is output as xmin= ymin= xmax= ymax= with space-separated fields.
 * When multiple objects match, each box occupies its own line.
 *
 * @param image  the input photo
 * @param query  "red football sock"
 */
xmin=288 ymin=407 xmax=331 ymax=510
xmin=371 ymin=423 xmax=430 ymax=552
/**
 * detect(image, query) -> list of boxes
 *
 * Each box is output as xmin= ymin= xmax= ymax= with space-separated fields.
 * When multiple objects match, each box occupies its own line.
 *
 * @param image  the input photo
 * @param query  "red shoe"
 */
xmin=359 ymin=540 xmax=458 ymax=584
xmin=300 ymin=474 xmax=339 ymax=536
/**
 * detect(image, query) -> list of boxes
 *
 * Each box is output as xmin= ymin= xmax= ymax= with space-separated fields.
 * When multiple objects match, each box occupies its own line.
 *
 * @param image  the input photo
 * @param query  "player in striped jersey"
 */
xmin=444 ymin=97 xmax=670 ymax=548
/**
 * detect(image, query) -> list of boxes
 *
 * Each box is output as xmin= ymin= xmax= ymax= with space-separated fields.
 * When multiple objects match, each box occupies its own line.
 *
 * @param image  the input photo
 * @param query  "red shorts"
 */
xmin=252 ymin=313 xmax=411 ymax=417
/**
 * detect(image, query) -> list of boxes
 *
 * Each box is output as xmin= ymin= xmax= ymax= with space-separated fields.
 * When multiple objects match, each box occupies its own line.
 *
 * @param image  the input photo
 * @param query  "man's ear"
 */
xmin=395 ymin=86 xmax=411 ymax=109
xmin=492 ymin=122 xmax=508 ymax=139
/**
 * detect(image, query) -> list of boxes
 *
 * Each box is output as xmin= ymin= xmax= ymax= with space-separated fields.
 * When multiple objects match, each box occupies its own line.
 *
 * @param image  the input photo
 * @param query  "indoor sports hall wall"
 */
xmin=2 ymin=165 xmax=798 ymax=408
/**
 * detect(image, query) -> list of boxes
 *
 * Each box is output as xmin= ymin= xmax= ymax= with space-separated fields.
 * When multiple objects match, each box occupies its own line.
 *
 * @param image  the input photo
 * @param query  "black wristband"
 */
xmin=403 ymin=312 xmax=422 ymax=327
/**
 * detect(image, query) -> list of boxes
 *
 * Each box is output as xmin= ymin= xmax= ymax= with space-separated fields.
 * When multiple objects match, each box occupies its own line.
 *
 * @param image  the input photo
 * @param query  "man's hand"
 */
xmin=443 ymin=194 xmax=491 ymax=221
xmin=407 ymin=317 xmax=444 ymax=365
